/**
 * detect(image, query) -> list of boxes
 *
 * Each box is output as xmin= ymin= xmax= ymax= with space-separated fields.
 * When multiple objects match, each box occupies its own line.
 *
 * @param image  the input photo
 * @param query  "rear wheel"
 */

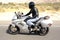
xmin=39 ymin=27 xmax=49 ymax=36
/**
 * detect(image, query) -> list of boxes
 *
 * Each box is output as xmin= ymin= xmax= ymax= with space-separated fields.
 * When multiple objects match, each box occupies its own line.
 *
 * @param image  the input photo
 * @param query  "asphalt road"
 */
xmin=0 ymin=21 xmax=60 ymax=40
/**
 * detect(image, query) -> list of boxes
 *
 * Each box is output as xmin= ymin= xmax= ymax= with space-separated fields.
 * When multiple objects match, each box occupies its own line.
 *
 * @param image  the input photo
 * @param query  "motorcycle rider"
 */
xmin=24 ymin=2 xmax=39 ymax=29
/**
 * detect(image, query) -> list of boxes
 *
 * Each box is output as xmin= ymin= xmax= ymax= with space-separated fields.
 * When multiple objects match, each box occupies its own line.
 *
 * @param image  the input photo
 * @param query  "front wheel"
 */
xmin=39 ymin=27 xmax=49 ymax=36
xmin=7 ymin=24 xmax=20 ymax=35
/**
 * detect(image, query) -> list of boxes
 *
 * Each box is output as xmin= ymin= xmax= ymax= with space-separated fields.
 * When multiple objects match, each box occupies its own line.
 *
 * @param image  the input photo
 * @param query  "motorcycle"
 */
xmin=7 ymin=12 xmax=53 ymax=36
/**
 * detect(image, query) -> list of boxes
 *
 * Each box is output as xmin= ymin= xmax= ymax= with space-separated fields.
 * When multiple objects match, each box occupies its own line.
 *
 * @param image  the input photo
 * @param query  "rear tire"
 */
xmin=39 ymin=27 xmax=49 ymax=36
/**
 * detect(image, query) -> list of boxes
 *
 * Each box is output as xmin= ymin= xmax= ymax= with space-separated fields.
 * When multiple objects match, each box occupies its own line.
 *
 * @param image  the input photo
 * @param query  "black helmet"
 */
xmin=29 ymin=2 xmax=35 ymax=8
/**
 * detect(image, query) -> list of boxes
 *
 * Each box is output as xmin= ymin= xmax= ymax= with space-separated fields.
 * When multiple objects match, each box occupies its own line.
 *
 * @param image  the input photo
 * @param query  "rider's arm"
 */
xmin=25 ymin=10 xmax=31 ymax=16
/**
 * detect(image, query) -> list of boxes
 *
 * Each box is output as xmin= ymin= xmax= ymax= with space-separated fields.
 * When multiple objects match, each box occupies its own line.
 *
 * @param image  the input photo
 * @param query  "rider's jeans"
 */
xmin=27 ymin=17 xmax=39 ymax=26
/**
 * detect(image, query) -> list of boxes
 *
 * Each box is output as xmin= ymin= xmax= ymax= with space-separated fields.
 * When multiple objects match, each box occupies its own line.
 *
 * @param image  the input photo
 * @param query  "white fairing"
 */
xmin=40 ymin=18 xmax=53 ymax=27
xmin=11 ymin=15 xmax=53 ymax=33
xmin=12 ymin=16 xmax=29 ymax=33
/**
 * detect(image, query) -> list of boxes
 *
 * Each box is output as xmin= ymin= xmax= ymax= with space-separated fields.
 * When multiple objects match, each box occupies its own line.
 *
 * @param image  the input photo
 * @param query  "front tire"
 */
xmin=7 ymin=24 xmax=20 ymax=35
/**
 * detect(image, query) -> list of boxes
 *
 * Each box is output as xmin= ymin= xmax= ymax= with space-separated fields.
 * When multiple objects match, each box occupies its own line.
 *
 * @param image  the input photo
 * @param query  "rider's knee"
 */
xmin=27 ymin=20 xmax=31 ymax=23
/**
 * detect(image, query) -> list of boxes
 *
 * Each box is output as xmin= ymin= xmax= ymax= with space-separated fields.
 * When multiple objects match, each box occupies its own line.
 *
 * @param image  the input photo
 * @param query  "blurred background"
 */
xmin=0 ymin=0 xmax=60 ymax=21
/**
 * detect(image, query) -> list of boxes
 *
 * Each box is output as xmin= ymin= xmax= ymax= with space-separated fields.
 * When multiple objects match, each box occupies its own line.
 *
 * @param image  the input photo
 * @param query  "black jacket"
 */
xmin=25 ymin=7 xmax=39 ymax=18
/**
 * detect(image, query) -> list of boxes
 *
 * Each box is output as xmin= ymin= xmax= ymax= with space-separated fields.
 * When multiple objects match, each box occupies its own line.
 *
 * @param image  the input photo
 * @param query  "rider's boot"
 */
xmin=31 ymin=25 xmax=36 ymax=31
xmin=28 ymin=25 xmax=35 ymax=34
xmin=28 ymin=25 xmax=35 ymax=31
xmin=31 ymin=25 xmax=35 ymax=28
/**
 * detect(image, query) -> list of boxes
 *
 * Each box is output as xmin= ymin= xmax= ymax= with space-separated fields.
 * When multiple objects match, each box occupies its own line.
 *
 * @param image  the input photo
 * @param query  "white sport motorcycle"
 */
xmin=7 ymin=12 xmax=53 ymax=36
